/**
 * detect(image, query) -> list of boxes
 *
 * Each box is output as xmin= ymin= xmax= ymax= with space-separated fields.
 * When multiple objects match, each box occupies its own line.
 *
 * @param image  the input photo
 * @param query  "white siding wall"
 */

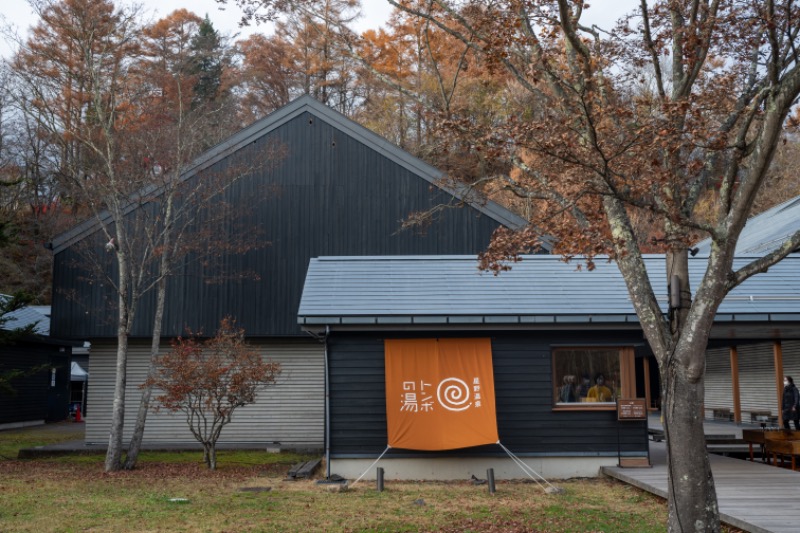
xmin=86 ymin=339 xmax=324 ymax=448
xmin=737 ymin=343 xmax=779 ymax=415
xmin=782 ymin=341 xmax=800 ymax=387
xmin=704 ymin=347 xmax=733 ymax=411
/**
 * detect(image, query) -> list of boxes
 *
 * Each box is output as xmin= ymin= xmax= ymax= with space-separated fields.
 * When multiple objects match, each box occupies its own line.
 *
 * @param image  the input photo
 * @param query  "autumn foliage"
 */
xmin=145 ymin=318 xmax=280 ymax=469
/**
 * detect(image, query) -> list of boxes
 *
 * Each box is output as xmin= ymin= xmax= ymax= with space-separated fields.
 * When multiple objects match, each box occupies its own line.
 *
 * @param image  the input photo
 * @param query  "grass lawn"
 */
xmin=0 ymin=423 xmax=736 ymax=532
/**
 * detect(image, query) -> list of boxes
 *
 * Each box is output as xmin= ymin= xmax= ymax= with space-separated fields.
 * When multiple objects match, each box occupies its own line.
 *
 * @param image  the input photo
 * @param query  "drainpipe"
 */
xmin=323 ymin=325 xmax=331 ymax=479
xmin=303 ymin=324 xmax=331 ymax=479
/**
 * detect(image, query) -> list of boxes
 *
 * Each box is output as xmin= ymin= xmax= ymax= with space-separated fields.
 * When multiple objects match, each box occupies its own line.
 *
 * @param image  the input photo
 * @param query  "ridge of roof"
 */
xmin=50 ymin=95 xmax=532 ymax=254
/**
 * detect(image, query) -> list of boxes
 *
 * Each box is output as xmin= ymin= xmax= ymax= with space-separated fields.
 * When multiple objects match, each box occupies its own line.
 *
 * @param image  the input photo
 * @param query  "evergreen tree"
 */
xmin=189 ymin=16 xmax=224 ymax=108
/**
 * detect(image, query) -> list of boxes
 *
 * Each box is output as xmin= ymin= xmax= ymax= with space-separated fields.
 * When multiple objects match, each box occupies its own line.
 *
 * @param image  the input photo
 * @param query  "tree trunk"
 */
xmin=202 ymin=443 xmax=217 ymax=470
xmin=104 ymin=333 xmax=128 ymax=472
xmin=659 ymin=244 xmax=721 ymax=532
xmin=208 ymin=445 xmax=217 ymax=470
xmin=663 ymin=346 xmax=720 ymax=533
xmin=124 ymin=276 xmax=168 ymax=470
xmin=105 ymin=254 xmax=130 ymax=472
xmin=125 ymin=192 xmax=175 ymax=470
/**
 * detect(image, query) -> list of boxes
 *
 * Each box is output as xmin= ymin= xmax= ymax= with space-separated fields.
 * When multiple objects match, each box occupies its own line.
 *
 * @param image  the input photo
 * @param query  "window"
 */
xmin=552 ymin=347 xmax=635 ymax=409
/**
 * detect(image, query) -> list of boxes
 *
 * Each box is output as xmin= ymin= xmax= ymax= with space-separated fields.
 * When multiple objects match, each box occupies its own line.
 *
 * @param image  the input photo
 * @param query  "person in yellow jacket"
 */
xmin=587 ymin=373 xmax=613 ymax=402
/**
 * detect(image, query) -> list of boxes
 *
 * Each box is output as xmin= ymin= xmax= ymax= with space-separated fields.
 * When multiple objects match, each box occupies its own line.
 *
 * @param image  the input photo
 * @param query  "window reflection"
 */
xmin=554 ymin=348 xmax=621 ymax=404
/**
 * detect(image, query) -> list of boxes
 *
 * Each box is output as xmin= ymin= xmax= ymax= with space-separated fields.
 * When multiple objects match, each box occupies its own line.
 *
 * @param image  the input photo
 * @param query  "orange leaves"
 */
xmin=234 ymin=33 xmax=293 ymax=120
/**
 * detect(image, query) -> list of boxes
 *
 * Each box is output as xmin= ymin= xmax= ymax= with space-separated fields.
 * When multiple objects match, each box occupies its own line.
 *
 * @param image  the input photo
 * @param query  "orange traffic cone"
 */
xmin=74 ymin=406 xmax=82 ymax=423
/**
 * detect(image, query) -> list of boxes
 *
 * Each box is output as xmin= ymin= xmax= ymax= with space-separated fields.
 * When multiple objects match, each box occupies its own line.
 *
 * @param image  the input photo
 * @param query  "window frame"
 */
xmin=551 ymin=346 xmax=636 ymax=411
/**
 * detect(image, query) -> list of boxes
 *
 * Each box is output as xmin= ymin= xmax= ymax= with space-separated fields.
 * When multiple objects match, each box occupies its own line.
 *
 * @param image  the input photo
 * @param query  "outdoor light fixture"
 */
xmin=669 ymin=275 xmax=681 ymax=309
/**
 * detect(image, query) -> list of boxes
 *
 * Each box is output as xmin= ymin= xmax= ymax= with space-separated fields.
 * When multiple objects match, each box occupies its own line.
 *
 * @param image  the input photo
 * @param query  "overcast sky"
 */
xmin=0 ymin=0 xmax=394 ymax=57
xmin=0 ymin=1 xmax=635 ymax=60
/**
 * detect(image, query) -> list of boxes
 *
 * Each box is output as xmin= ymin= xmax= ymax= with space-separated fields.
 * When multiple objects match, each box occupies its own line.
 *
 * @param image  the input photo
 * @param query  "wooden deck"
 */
xmin=603 ymin=419 xmax=800 ymax=533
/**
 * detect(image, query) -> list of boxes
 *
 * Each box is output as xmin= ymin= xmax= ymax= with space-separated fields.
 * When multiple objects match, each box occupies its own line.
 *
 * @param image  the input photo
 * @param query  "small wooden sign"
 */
xmin=617 ymin=398 xmax=647 ymax=421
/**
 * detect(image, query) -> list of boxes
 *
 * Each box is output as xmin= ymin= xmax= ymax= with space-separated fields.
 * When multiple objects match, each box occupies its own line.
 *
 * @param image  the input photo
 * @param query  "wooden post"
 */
xmin=643 ymin=357 xmax=653 ymax=411
xmin=730 ymin=346 xmax=741 ymax=423
xmin=621 ymin=347 xmax=636 ymax=398
xmin=774 ymin=341 xmax=784 ymax=424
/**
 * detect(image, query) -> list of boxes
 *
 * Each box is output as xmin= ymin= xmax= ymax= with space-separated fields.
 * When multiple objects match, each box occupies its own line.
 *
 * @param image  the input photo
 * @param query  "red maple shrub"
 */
xmin=145 ymin=317 xmax=280 ymax=469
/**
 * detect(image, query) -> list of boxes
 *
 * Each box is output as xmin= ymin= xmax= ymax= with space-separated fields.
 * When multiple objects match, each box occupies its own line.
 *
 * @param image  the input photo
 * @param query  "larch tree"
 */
xmin=138 ymin=8 xmax=202 ymax=109
xmin=223 ymin=0 xmax=800 ymax=531
xmin=234 ymin=33 xmax=294 ymax=122
xmin=276 ymin=0 xmax=361 ymax=113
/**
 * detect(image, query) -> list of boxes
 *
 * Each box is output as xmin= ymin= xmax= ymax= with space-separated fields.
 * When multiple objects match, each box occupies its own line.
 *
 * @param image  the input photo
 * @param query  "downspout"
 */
xmin=303 ymin=324 xmax=331 ymax=479
xmin=324 ymin=325 xmax=331 ymax=479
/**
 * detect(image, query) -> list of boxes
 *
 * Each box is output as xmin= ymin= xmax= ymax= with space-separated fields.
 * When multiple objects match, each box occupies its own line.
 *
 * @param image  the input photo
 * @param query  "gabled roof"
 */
xmin=51 ymin=95 xmax=532 ymax=255
xmin=298 ymin=255 xmax=800 ymax=330
xmin=694 ymin=196 xmax=800 ymax=256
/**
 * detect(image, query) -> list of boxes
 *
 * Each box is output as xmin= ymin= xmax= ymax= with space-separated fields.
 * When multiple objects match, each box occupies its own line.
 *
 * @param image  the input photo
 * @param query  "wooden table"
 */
xmin=765 ymin=438 xmax=800 ymax=470
xmin=741 ymin=430 xmax=800 ymax=461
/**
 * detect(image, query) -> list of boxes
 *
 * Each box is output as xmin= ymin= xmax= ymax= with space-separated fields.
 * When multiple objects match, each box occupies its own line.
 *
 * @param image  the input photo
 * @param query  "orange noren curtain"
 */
xmin=384 ymin=338 xmax=498 ymax=451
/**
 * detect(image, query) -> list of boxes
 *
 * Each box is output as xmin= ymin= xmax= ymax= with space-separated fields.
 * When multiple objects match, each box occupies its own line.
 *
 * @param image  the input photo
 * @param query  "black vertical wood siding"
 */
xmin=328 ymin=332 xmax=648 ymax=458
xmin=0 ymin=341 xmax=71 ymax=424
xmin=51 ymin=112 xmax=507 ymax=339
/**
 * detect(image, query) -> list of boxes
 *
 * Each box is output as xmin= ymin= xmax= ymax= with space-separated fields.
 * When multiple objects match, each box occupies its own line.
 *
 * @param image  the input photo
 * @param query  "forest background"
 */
xmin=2 ymin=0 xmax=799 ymax=305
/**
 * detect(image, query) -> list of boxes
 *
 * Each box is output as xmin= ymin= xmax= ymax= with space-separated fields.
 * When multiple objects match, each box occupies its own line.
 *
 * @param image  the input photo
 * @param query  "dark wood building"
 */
xmin=298 ymin=255 xmax=800 ymax=479
xmin=321 ymin=332 xmax=649 ymax=479
xmin=49 ymin=96 xmax=530 ymax=448
xmin=1 ymin=307 xmax=72 ymax=429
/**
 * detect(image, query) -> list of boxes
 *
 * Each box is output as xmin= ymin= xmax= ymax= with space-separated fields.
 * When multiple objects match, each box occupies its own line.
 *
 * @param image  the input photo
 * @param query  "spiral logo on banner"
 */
xmin=437 ymin=377 xmax=472 ymax=411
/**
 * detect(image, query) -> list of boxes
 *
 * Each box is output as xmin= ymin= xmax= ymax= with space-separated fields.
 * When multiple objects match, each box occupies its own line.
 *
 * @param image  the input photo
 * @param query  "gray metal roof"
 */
xmin=50 ymin=95 xmax=531 ymax=254
xmin=695 ymin=196 xmax=800 ymax=255
xmin=1 ymin=306 xmax=50 ymax=336
xmin=297 ymin=255 xmax=800 ymax=328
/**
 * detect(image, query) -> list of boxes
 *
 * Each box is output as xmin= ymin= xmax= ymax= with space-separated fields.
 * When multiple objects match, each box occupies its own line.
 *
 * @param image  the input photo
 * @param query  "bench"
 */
xmin=748 ymin=410 xmax=772 ymax=423
xmin=766 ymin=438 xmax=800 ymax=470
xmin=704 ymin=434 xmax=739 ymax=444
xmin=647 ymin=429 xmax=738 ymax=446
xmin=703 ymin=408 xmax=775 ymax=424
xmin=286 ymin=458 xmax=321 ymax=480
xmin=648 ymin=428 xmax=665 ymax=442
xmin=704 ymin=406 xmax=733 ymax=421
xmin=742 ymin=429 xmax=800 ymax=461
xmin=711 ymin=408 xmax=731 ymax=421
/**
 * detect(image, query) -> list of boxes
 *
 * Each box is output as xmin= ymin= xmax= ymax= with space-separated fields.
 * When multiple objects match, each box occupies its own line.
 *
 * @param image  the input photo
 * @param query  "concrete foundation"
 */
xmin=330 ymin=456 xmax=621 ymax=481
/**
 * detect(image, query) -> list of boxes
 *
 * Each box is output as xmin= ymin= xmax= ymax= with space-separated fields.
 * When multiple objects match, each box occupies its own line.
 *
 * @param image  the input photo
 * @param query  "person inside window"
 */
xmin=577 ymin=373 xmax=591 ymax=401
xmin=587 ymin=373 xmax=613 ymax=402
xmin=559 ymin=375 xmax=577 ymax=403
